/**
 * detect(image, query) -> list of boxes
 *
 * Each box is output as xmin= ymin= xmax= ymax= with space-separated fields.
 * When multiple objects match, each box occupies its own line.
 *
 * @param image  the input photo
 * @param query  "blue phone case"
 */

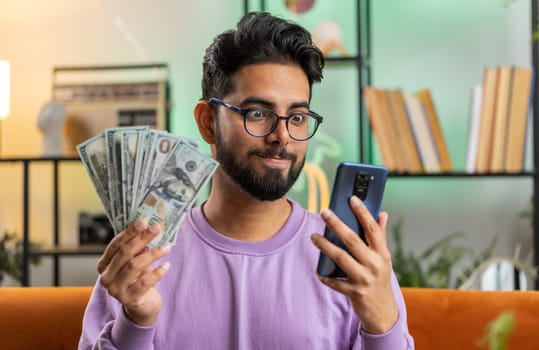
xmin=316 ymin=162 xmax=388 ymax=278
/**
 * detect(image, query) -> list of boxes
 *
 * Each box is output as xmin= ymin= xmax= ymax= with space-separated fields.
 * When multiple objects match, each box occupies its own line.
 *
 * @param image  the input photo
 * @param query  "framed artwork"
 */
xmin=52 ymin=63 xmax=170 ymax=156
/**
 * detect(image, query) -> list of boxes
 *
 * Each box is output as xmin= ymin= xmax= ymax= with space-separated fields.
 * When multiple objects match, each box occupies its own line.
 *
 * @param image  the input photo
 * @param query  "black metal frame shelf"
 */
xmin=0 ymin=157 xmax=103 ymax=286
xmin=389 ymin=1 xmax=539 ymax=289
xmin=31 ymin=245 xmax=106 ymax=257
xmin=387 ymin=172 xmax=535 ymax=178
xmin=244 ymin=0 xmax=538 ymax=289
xmin=388 ymin=1 xmax=539 ymax=289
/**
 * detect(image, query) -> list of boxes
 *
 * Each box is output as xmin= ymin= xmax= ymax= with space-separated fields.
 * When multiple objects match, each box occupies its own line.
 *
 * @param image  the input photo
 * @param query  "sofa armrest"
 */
xmin=403 ymin=287 xmax=539 ymax=350
xmin=0 ymin=286 xmax=92 ymax=350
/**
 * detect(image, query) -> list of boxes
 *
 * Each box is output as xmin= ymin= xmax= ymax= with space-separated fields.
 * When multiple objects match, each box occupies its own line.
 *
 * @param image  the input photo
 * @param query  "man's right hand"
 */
xmin=97 ymin=220 xmax=171 ymax=326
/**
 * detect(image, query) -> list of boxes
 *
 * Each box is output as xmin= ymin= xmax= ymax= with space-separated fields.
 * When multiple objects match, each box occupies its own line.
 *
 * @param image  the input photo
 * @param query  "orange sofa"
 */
xmin=1 ymin=286 xmax=539 ymax=349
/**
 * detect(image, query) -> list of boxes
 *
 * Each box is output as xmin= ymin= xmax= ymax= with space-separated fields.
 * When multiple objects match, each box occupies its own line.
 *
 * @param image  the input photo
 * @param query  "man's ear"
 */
xmin=194 ymin=100 xmax=216 ymax=144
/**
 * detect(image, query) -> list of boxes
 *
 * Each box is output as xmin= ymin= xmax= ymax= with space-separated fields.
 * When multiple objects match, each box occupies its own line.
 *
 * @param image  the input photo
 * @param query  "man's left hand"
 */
xmin=311 ymin=195 xmax=398 ymax=334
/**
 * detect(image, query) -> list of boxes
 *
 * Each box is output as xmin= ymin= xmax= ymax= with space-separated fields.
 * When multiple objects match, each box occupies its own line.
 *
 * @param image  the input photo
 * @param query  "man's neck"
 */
xmin=201 ymin=174 xmax=293 ymax=242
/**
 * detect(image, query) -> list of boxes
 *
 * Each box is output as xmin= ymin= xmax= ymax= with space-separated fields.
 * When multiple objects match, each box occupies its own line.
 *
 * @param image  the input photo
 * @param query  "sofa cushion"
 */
xmin=403 ymin=287 xmax=539 ymax=349
xmin=0 ymin=287 xmax=91 ymax=350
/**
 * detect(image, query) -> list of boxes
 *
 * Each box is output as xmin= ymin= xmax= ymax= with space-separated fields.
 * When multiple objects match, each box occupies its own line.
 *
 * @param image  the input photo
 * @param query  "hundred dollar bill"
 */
xmin=121 ymin=127 xmax=149 ymax=221
xmin=148 ymin=133 xmax=186 ymax=185
xmin=133 ymin=131 xmax=181 ymax=212
xmin=130 ymin=128 xmax=150 ymax=215
xmin=132 ymin=129 xmax=156 ymax=212
xmin=133 ymin=131 xmax=200 ymax=211
xmin=105 ymin=128 xmax=128 ymax=233
xmin=147 ymin=132 xmax=201 ymax=188
xmin=76 ymin=133 xmax=112 ymax=221
xmin=130 ymin=140 xmax=218 ymax=248
xmin=176 ymin=134 xmax=200 ymax=149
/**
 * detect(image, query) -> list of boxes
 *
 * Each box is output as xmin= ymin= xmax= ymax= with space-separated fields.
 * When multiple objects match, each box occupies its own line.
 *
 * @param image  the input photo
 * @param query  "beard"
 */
xmin=215 ymin=129 xmax=305 ymax=201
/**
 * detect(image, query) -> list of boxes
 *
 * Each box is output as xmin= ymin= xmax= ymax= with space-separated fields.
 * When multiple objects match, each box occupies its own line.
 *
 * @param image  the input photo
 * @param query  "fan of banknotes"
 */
xmin=76 ymin=126 xmax=219 ymax=248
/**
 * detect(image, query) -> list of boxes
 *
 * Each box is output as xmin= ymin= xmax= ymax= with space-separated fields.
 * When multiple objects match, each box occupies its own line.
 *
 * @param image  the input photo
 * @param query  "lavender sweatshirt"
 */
xmin=79 ymin=199 xmax=414 ymax=349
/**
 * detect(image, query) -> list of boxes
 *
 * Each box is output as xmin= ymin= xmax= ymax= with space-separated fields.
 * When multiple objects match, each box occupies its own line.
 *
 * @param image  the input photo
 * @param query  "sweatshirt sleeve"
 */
xmin=352 ymin=272 xmax=415 ymax=350
xmin=78 ymin=277 xmax=157 ymax=350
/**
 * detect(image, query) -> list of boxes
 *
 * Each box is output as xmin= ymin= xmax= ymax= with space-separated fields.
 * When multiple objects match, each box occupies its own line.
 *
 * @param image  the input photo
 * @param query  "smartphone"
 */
xmin=316 ymin=162 xmax=388 ymax=278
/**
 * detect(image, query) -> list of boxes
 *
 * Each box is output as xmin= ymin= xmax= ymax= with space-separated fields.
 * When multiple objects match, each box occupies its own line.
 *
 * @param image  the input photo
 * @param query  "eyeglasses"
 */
xmin=209 ymin=97 xmax=323 ymax=141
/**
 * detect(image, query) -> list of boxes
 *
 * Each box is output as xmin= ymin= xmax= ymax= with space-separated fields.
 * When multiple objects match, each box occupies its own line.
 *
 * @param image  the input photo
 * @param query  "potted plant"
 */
xmin=390 ymin=217 xmax=497 ymax=288
xmin=0 ymin=231 xmax=41 ymax=285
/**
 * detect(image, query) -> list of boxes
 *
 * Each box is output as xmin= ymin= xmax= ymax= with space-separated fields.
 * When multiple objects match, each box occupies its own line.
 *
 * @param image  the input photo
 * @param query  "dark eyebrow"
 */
xmin=239 ymin=96 xmax=310 ymax=110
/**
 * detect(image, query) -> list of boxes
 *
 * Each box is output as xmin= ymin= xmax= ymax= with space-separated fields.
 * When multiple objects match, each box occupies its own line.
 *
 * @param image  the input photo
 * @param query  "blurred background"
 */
xmin=0 ymin=0 xmax=534 ymax=288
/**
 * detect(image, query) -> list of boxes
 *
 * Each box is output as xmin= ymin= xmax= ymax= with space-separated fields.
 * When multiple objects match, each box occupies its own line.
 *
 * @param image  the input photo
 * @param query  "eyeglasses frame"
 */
xmin=208 ymin=97 xmax=323 ymax=141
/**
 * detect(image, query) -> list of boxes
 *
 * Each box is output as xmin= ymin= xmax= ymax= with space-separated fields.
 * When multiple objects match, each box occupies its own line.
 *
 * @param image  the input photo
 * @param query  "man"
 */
xmin=79 ymin=12 xmax=414 ymax=349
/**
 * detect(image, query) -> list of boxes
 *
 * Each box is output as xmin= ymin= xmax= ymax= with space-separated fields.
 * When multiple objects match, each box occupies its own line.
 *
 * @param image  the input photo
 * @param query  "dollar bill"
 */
xmin=132 ymin=129 xmax=156 ymax=213
xmin=121 ymin=127 xmax=149 ymax=221
xmin=177 ymin=134 xmax=200 ymax=150
xmin=78 ymin=126 xmax=217 ymax=246
xmin=130 ymin=128 xmax=150 ymax=215
xmin=76 ymin=133 xmax=112 ymax=221
xmin=131 ymin=140 xmax=218 ymax=248
xmin=149 ymin=133 xmax=193 ymax=185
xmin=133 ymin=131 xmax=181 ymax=212
xmin=105 ymin=128 xmax=127 ymax=232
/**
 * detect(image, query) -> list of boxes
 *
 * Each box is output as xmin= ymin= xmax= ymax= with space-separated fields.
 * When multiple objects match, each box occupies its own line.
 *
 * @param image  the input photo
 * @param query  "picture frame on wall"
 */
xmin=52 ymin=63 xmax=170 ymax=156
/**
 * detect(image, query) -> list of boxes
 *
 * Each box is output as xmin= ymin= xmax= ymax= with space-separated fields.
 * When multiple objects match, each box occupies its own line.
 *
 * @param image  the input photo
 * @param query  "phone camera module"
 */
xmin=353 ymin=172 xmax=370 ymax=200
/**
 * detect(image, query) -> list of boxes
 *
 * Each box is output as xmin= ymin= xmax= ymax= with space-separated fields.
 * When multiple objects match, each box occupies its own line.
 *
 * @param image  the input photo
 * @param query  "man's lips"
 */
xmin=258 ymin=154 xmax=291 ymax=167
xmin=250 ymin=148 xmax=296 ymax=161
xmin=249 ymin=148 xmax=296 ymax=169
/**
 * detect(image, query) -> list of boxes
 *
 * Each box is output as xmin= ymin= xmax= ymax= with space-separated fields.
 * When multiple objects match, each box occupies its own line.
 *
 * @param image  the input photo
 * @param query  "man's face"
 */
xmin=214 ymin=63 xmax=311 ymax=201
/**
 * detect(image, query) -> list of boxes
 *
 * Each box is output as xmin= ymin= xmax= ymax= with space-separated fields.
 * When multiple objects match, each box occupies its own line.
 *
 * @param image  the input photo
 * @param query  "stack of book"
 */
xmin=466 ymin=66 xmax=533 ymax=174
xmin=363 ymin=87 xmax=452 ymax=173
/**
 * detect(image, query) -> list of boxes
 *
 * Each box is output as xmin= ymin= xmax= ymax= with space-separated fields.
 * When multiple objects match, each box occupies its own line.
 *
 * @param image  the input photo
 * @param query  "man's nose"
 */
xmin=266 ymin=118 xmax=290 ymax=145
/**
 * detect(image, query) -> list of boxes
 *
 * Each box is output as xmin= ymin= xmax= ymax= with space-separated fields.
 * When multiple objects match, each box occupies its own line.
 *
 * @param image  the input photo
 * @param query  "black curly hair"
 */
xmin=201 ymin=12 xmax=325 ymax=101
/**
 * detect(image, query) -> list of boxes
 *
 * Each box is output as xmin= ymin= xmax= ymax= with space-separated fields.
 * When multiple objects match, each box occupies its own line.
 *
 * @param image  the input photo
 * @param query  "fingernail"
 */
xmin=320 ymin=209 xmax=332 ymax=220
xmin=161 ymin=244 xmax=171 ymax=253
xmin=149 ymin=224 xmax=160 ymax=234
xmin=350 ymin=195 xmax=361 ymax=207
xmin=161 ymin=262 xmax=170 ymax=271
xmin=318 ymin=275 xmax=329 ymax=284
xmin=135 ymin=220 xmax=145 ymax=231
xmin=310 ymin=234 xmax=319 ymax=244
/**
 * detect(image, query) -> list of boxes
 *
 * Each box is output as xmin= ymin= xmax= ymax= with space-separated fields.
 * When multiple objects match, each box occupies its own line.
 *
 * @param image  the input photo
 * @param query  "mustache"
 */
xmin=249 ymin=148 xmax=297 ymax=162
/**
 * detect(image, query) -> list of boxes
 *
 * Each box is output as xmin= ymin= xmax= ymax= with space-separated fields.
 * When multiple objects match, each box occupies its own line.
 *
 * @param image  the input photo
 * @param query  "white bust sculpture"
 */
xmin=37 ymin=101 xmax=66 ymax=157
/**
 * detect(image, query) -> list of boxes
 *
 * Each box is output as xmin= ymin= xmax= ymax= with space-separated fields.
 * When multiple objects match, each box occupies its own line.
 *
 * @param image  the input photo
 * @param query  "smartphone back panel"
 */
xmin=316 ymin=162 xmax=388 ymax=278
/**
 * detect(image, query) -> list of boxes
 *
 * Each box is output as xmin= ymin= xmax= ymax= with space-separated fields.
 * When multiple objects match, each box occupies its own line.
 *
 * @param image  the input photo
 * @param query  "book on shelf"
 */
xmin=474 ymin=67 xmax=499 ymax=173
xmin=465 ymin=85 xmax=483 ymax=173
xmin=469 ymin=65 xmax=533 ymax=173
xmin=377 ymin=89 xmax=406 ymax=172
xmin=363 ymin=86 xmax=453 ymax=173
xmin=489 ymin=66 xmax=513 ymax=173
xmin=416 ymin=88 xmax=453 ymax=172
xmin=505 ymin=66 xmax=533 ymax=173
xmin=403 ymin=94 xmax=441 ymax=173
xmin=386 ymin=89 xmax=423 ymax=173
xmin=363 ymin=87 xmax=399 ymax=171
